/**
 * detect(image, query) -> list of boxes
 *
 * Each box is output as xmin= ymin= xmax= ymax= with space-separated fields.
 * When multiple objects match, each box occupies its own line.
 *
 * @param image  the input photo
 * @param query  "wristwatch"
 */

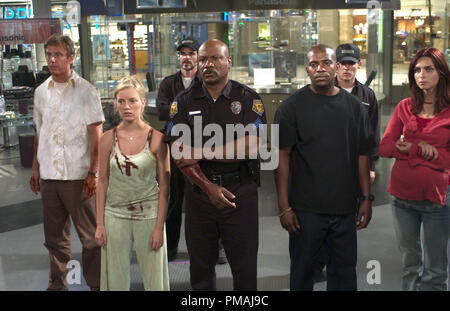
xmin=88 ymin=171 xmax=98 ymax=178
xmin=361 ymin=194 xmax=375 ymax=202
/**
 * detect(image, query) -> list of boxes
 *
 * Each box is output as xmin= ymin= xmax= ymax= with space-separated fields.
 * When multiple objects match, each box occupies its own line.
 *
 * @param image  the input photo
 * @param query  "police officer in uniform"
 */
xmin=164 ymin=39 xmax=265 ymax=290
xmin=156 ymin=38 xmax=200 ymax=261
xmin=335 ymin=43 xmax=379 ymax=183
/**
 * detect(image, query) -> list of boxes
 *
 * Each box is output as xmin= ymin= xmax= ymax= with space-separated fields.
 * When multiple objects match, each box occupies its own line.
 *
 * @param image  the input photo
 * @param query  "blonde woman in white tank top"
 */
xmin=95 ymin=76 xmax=170 ymax=290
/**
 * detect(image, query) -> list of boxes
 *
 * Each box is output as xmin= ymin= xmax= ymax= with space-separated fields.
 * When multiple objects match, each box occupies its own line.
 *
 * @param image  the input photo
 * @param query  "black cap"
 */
xmin=336 ymin=44 xmax=361 ymax=63
xmin=176 ymin=38 xmax=200 ymax=52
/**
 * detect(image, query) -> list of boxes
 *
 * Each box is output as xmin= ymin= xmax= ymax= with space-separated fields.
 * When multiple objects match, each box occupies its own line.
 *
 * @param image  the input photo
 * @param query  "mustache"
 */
xmin=314 ymin=74 xmax=330 ymax=78
xmin=203 ymin=69 xmax=217 ymax=75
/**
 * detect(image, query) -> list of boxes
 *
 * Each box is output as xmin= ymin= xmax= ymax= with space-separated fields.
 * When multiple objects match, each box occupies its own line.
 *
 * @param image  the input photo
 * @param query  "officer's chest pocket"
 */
xmin=229 ymin=112 xmax=244 ymax=126
xmin=361 ymin=102 xmax=370 ymax=111
xmin=213 ymin=114 xmax=244 ymax=138
xmin=187 ymin=111 xmax=205 ymax=127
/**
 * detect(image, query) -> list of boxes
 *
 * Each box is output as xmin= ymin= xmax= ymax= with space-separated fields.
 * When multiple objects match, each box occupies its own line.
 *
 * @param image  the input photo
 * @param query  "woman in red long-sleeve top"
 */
xmin=379 ymin=48 xmax=450 ymax=291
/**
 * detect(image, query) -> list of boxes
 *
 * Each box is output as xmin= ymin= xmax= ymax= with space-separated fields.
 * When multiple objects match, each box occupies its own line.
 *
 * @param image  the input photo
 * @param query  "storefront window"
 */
xmin=88 ymin=15 xmax=129 ymax=98
xmin=0 ymin=3 xmax=69 ymax=90
xmin=87 ymin=15 xmax=161 ymax=98
xmin=393 ymin=0 xmax=449 ymax=85
xmin=226 ymin=9 xmax=383 ymax=93
xmin=81 ymin=8 xmax=386 ymax=99
xmin=227 ymin=10 xmax=313 ymax=87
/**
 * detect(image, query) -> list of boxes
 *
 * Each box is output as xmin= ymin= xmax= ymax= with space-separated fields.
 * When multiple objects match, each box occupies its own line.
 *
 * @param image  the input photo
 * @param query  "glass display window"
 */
xmin=392 ymin=0 xmax=449 ymax=85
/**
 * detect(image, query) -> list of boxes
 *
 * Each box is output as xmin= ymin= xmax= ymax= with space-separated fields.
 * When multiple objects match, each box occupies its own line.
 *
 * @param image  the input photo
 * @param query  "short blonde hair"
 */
xmin=113 ymin=76 xmax=147 ymax=118
xmin=113 ymin=75 xmax=146 ymax=100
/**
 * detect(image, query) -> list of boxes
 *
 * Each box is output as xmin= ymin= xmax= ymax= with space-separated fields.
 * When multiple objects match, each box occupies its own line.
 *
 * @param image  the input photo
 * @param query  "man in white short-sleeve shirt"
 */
xmin=30 ymin=34 xmax=104 ymax=291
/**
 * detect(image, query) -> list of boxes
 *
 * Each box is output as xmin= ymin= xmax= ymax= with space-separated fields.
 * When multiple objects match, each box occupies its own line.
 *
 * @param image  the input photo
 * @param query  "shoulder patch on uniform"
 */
xmin=169 ymin=101 xmax=178 ymax=118
xmin=252 ymin=99 xmax=264 ymax=116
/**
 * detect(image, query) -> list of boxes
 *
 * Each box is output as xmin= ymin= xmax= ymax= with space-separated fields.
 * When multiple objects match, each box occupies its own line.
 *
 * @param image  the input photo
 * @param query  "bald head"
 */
xmin=199 ymin=39 xmax=229 ymax=58
xmin=306 ymin=44 xmax=336 ymax=64
xmin=198 ymin=39 xmax=231 ymax=87
xmin=305 ymin=44 xmax=338 ymax=91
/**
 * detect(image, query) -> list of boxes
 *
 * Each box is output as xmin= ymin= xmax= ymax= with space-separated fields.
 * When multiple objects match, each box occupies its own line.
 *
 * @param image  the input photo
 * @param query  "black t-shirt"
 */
xmin=164 ymin=79 xmax=266 ymax=176
xmin=273 ymin=85 xmax=371 ymax=215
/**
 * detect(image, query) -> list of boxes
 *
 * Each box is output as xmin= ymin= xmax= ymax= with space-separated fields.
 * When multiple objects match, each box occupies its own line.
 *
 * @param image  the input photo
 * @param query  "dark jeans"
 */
xmin=289 ymin=210 xmax=357 ymax=291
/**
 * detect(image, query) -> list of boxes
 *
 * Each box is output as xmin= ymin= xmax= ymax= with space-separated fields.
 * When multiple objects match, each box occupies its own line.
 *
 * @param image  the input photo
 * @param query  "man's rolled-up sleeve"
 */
xmin=84 ymin=86 xmax=105 ymax=125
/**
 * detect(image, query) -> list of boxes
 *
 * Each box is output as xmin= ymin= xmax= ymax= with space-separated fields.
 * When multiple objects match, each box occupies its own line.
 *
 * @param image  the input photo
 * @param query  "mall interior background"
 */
xmin=0 ymin=0 xmax=448 ymax=198
xmin=0 ymin=0 xmax=448 ymax=210
xmin=0 ymin=0 xmax=449 ymax=104
xmin=0 ymin=0 xmax=449 ymax=291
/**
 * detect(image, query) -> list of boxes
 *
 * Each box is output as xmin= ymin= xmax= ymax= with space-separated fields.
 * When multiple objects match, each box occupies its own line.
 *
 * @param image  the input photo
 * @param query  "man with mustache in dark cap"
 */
xmin=156 ymin=37 xmax=200 ymax=262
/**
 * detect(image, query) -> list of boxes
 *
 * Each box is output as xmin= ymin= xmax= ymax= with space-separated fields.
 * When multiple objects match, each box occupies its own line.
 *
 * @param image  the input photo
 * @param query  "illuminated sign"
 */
xmin=414 ymin=18 xmax=425 ymax=26
xmin=137 ymin=0 xmax=186 ymax=9
xmin=0 ymin=19 xmax=61 ymax=44
xmin=345 ymin=0 xmax=390 ymax=3
xmin=3 ymin=6 xmax=31 ymax=19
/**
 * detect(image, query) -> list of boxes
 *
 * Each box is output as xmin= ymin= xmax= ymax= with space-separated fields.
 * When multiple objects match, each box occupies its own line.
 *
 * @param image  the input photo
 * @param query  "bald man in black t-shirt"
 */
xmin=274 ymin=44 xmax=373 ymax=291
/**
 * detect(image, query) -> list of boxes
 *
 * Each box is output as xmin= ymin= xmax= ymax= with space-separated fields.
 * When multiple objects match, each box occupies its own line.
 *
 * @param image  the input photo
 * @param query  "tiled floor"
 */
xmin=0 ymin=205 xmax=405 ymax=291
xmin=0 ymin=101 xmax=448 ymax=291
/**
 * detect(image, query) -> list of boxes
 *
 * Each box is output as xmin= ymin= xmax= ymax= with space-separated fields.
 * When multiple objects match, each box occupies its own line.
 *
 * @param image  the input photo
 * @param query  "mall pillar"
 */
xmin=79 ymin=16 xmax=92 ymax=81
xmin=366 ymin=9 xmax=378 ymax=80
xmin=32 ymin=0 xmax=51 ymax=72
xmin=382 ymin=10 xmax=394 ymax=105
xmin=127 ymin=23 xmax=136 ymax=75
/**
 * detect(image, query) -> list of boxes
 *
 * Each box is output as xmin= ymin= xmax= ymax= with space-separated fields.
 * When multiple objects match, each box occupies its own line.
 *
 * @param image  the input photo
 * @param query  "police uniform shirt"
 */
xmin=334 ymin=76 xmax=380 ymax=171
xmin=156 ymin=70 xmax=200 ymax=122
xmin=164 ymin=79 xmax=266 ymax=175
xmin=273 ymin=85 xmax=371 ymax=215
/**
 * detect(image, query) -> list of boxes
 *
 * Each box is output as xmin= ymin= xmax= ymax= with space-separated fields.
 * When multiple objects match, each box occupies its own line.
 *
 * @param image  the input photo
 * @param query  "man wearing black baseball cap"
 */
xmin=177 ymin=38 xmax=200 ymax=52
xmin=176 ymin=38 xmax=200 ymax=75
xmin=156 ymin=37 xmax=201 ymax=261
xmin=335 ymin=43 xmax=379 ymax=184
xmin=336 ymin=43 xmax=361 ymax=63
